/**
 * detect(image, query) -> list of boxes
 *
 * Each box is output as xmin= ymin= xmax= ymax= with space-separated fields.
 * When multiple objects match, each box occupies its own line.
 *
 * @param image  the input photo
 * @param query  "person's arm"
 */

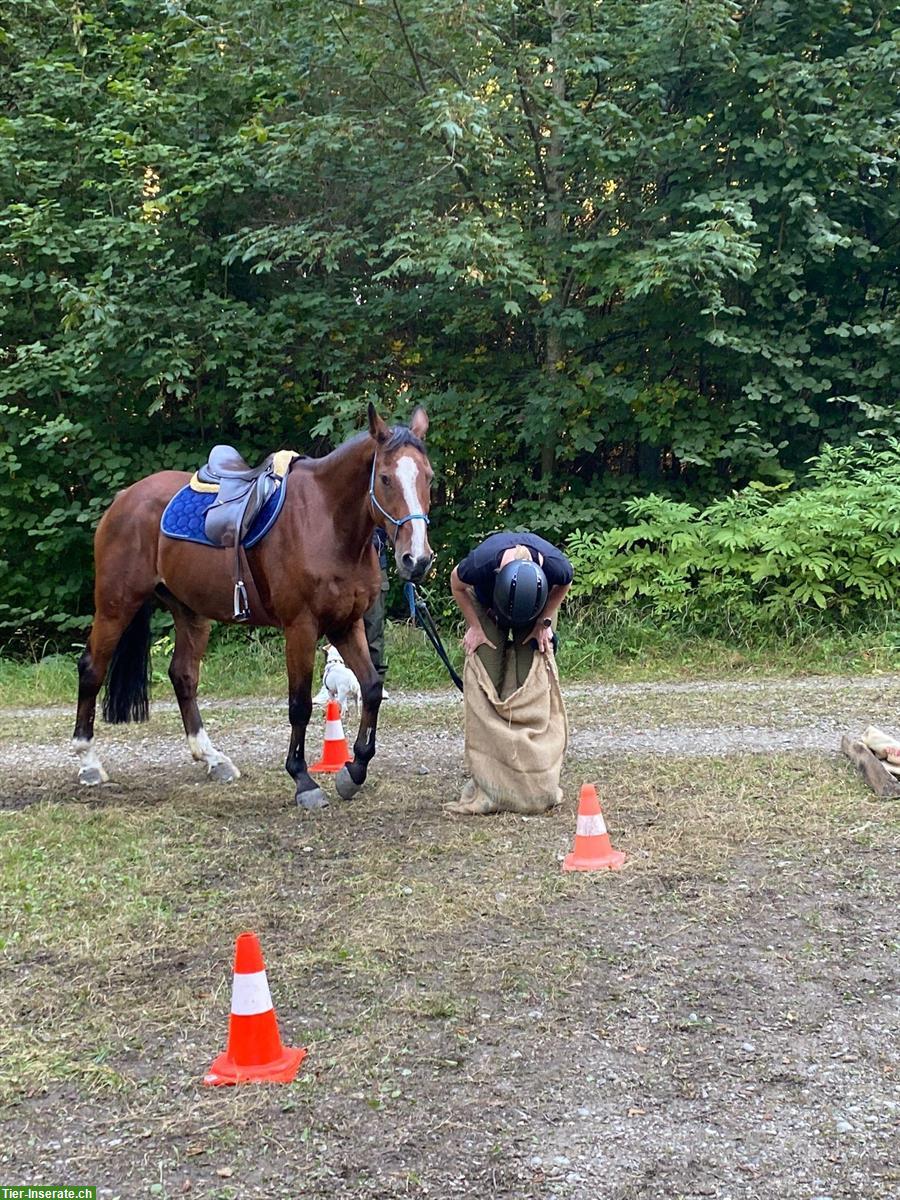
xmin=526 ymin=581 xmax=572 ymax=653
xmin=450 ymin=565 xmax=496 ymax=655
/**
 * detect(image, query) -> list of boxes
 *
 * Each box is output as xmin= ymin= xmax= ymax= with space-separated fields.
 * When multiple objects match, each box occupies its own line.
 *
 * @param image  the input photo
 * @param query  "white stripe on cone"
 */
xmin=577 ymin=813 xmax=608 ymax=837
xmin=324 ymin=719 xmax=344 ymax=740
xmin=231 ymin=969 xmax=273 ymax=1016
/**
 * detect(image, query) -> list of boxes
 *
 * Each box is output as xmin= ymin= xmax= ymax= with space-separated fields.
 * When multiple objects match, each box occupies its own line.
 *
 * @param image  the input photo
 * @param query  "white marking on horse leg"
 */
xmin=73 ymin=737 xmax=109 ymax=785
xmin=188 ymin=727 xmax=241 ymax=781
xmin=396 ymin=455 xmax=425 ymax=559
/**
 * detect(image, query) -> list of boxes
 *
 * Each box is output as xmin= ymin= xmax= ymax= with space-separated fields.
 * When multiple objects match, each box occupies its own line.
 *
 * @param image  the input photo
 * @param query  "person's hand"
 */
xmin=463 ymin=624 xmax=496 ymax=656
xmin=528 ymin=620 xmax=554 ymax=653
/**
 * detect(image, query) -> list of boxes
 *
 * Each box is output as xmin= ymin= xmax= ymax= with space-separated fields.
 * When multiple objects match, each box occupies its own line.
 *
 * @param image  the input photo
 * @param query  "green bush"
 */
xmin=567 ymin=440 xmax=900 ymax=625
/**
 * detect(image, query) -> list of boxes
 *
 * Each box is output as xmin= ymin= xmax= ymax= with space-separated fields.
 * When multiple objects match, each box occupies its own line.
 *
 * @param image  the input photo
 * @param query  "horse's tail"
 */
xmin=102 ymin=600 xmax=153 ymax=724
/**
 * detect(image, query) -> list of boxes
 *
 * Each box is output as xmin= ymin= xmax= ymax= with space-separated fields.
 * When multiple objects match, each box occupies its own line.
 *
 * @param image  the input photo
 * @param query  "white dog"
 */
xmin=316 ymin=645 xmax=362 ymax=718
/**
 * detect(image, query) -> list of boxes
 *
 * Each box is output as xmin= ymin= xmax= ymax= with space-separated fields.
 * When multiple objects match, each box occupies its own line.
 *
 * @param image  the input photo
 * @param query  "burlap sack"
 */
xmin=446 ymin=649 xmax=568 ymax=815
xmin=861 ymin=725 xmax=900 ymax=774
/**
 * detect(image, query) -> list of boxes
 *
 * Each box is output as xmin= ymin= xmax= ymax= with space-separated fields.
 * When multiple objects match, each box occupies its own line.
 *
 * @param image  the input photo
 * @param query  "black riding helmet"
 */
xmin=493 ymin=559 xmax=549 ymax=626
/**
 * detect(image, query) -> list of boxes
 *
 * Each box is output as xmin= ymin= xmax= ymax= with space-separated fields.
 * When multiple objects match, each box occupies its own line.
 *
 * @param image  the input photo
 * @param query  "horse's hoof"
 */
xmin=79 ymin=766 xmax=108 ymax=786
xmin=296 ymin=786 xmax=329 ymax=811
xmin=335 ymin=766 xmax=362 ymax=801
xmin=208 ymin=760 xmax=240 ymax=783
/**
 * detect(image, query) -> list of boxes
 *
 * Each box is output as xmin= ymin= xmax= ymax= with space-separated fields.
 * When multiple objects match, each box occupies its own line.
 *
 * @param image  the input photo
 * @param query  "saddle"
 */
xmin=198 ymin=445 xmax=288 ymax=621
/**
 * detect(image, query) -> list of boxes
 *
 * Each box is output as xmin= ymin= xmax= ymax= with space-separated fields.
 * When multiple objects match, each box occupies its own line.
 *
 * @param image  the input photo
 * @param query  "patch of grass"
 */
xmin=0 ymin=652 xmax=78 ymax=708
xmin=1 ymin=736 xmax=895 ymax=1106
xmin=597 ymin=753 xmax=870 ymax=876
xmin=1 ymin=686 xmax=898 ymax=1200
xmin=558 ymin=604 xmax=900 ymax=683
xmin=410 ymin=993 xmax=462 ymax=1020
xmin=0 ymin=805 xmax=222 ymax=1098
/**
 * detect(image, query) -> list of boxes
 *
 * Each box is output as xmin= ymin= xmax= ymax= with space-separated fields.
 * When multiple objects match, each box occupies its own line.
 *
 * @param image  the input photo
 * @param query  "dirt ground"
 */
xmin=0 ymin=675 xmax=898 ymax=1199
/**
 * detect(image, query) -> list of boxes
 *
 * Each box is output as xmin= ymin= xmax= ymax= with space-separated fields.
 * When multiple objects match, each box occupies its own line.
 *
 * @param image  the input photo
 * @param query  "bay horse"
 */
xmin=72 ymin=404 xmax=433 ymax=809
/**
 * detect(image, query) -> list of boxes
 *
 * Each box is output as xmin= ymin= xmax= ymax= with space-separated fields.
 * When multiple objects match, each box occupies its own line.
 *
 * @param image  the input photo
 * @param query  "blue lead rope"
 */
xmin=403 ymin=582 xmax=464 ymax=693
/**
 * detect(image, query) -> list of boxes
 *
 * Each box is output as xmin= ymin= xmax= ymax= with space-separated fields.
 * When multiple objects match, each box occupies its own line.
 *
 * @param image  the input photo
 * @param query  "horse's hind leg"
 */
xmin=329 ymin=620 xmax=382 ymax=801
xmin=161 ymin=591 xmax=240 ymax=783
xmin=73 ymin=603 xmax=149 ymax=785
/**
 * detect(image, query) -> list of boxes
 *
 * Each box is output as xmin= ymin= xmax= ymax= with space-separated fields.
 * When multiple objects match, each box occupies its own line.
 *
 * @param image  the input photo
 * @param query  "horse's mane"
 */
xmin=326 ymin=425 xmax=427 ymax=457
xmin=383 ymin=425 xmax=426 ymax=455
xmin=288 ymin=423 xmax=426 ymax=474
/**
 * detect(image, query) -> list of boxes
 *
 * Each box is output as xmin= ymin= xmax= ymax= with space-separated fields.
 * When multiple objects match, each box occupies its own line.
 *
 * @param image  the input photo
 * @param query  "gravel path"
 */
xmin=3 ymin=673 xmax=900 ymax=778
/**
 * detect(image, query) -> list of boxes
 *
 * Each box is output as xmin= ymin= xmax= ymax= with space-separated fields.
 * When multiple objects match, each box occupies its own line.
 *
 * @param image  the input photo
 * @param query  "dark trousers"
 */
xmin=363 ymin=568 xmax=389 ymax=682
xmin=471 ymin=596 xmax=557 ymax=697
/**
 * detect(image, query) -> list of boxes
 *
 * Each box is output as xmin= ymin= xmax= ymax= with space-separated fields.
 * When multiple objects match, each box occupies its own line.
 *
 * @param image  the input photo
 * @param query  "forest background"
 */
xmin=1 ymin=0 xmax=898 ymax=661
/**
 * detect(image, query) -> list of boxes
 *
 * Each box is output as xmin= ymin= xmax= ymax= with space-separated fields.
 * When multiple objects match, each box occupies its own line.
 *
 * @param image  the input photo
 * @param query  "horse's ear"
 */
xmin=409 ymin=405 xmax=429 ymax=441
xmin=368 ymin=401 xmax=390 ymax=445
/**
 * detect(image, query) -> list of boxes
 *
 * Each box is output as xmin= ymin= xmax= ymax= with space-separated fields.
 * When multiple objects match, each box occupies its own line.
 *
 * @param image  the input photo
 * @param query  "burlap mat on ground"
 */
xmin=446 ymin=649 xmax=568 ymax=815
xmin=861 ymin=725 xmax=900 ymax=775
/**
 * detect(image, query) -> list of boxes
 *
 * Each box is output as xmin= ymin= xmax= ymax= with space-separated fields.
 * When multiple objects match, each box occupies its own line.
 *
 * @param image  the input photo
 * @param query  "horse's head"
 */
xmin=368 ymin=402 xmax=434 ymax=582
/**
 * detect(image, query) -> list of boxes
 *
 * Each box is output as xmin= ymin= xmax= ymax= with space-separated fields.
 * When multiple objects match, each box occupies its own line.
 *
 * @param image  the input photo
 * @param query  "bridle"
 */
xmin=368 ymin=453 xmax=430 ymax=542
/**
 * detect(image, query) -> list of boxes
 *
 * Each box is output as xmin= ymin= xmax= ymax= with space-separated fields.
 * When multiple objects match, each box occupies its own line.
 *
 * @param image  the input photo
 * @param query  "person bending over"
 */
xmin=450 ymin=531 xmax=573 ymax=693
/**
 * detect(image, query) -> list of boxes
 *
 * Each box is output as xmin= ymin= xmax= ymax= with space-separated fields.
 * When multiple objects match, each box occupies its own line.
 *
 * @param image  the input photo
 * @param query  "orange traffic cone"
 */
xmin=562 ymin=784 xmax=626 ymax=872
xmin=310 ymin=699 xmax=353 ymax=773
xmin=204 ymin=932 xmax=307 ymax=1086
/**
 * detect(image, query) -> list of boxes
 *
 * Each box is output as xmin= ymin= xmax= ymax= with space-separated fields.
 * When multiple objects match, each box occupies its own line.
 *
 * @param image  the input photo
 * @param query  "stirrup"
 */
xmin=233 ymin=580 xmax=250 ymax=622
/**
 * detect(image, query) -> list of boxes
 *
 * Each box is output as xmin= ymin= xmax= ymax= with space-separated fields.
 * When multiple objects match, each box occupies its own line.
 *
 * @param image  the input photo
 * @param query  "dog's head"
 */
xmin=324 ymin=644 xmax=345 ymax=667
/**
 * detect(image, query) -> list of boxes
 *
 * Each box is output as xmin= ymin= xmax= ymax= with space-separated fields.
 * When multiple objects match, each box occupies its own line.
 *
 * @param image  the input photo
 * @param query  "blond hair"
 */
xmin=497 ymin=543 xmax=536 ymax=571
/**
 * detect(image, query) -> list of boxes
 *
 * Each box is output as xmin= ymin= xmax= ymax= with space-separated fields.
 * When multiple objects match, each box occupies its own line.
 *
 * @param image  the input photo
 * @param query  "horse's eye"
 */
xmin=380 ymin=474 xmax=391 ymax=486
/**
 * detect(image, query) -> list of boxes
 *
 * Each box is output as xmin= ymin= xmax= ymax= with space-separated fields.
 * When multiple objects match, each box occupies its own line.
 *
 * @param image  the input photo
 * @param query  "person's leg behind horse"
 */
xmin=161 ymin=590 xmax=239 ymax=782
xmin=328 ymin=619 xmax=382 ymax=800
xmin=362 ymin=564 xmax=389 ymax=694
xmin=284 ymin=617 xmax=328 ymax=810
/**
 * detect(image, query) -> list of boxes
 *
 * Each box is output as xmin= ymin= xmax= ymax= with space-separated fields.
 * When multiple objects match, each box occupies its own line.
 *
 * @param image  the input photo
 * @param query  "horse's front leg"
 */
xmin=284 ymin=619 xmax=328 ymax=811
xmin=330 ymin=620 xmax=382 ymax=801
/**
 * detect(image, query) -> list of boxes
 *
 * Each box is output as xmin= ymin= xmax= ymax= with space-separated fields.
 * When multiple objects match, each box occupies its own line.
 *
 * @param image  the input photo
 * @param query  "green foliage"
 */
xmin=0 ymin=0 xmax=897 ymax=640
xmin=567 ymin=439 xmax=900 ymax=623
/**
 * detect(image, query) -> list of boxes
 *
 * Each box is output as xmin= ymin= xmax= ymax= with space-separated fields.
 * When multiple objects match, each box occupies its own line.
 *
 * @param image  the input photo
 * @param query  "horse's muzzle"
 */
xmin=398 ymin=551 xmax=434 ymax=582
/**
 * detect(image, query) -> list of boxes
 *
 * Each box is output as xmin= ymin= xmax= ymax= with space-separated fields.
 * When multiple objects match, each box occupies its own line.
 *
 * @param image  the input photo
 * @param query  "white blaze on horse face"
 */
xmin=188 ymin=727 xmax=241 ymax=781
xmin=395 ymin=454 xmax=427 ymax=560
xmin=73 ymin=737 xmax=109 ymax=785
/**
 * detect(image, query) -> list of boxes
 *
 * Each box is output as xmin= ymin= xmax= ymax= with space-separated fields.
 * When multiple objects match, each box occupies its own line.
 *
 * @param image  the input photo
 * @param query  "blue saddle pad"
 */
xmin=161 ymin=480 xmax=288 ymax=549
